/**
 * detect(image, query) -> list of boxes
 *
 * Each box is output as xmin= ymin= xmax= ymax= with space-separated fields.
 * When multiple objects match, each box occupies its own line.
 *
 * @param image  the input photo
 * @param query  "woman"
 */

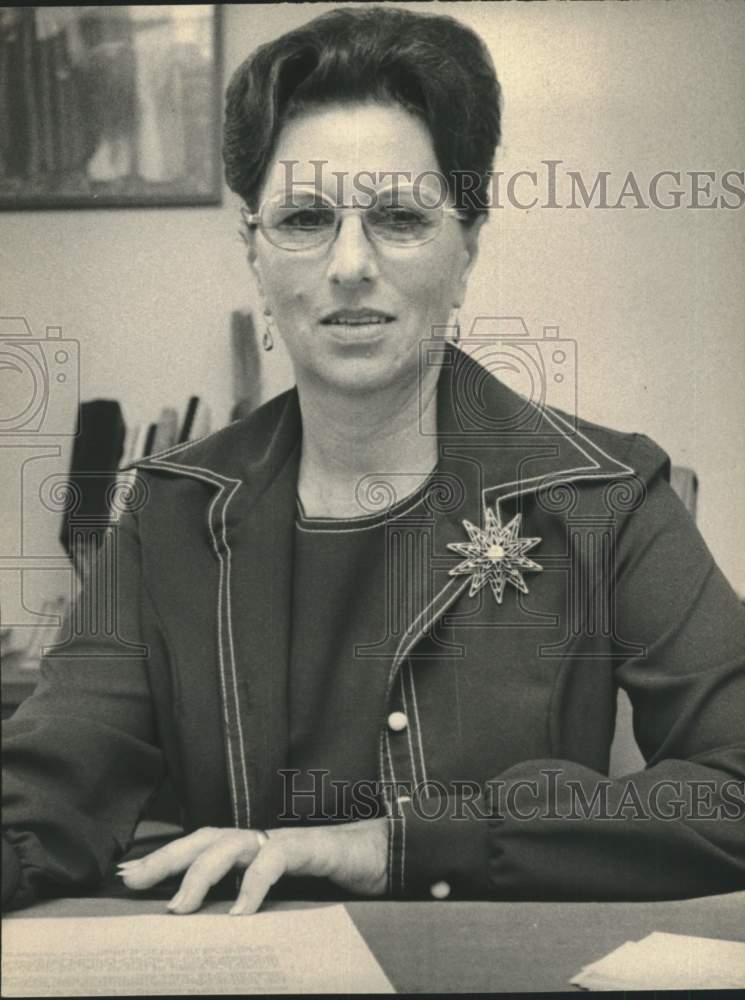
xmin=3 ymin=6 xmax=744 ymax=915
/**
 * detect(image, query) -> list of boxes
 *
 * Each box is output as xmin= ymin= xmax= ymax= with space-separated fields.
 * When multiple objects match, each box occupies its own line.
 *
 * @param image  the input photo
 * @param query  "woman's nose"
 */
xmin=325 ymin=214 xmax=379 ymax=284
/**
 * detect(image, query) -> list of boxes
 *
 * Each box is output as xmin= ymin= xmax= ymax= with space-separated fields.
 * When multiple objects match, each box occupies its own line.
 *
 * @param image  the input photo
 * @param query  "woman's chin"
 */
xmin=305 ymin=349 xmax=417 ymax=395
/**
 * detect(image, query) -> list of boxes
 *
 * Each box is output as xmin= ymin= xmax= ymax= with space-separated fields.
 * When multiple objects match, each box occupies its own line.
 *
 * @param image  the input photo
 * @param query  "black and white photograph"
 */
xmin=1 ymin=1 xmax=744 ymax=995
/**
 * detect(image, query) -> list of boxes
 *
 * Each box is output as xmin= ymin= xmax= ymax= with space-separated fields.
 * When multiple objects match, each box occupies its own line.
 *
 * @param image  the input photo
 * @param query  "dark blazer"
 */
xmin=3 ymin=348 xmax=745 ymax=908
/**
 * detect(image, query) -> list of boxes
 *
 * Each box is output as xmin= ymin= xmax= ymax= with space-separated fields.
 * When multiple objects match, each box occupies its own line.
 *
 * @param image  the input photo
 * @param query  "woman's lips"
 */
xmin=320 ymin=310 xmax=395 ymax=344
xmin=320 ymin=309 xmax=396 ymax=326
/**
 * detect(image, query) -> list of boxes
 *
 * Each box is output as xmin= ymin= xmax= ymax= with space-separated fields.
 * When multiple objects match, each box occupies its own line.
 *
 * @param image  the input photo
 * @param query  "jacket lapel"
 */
xmin=226 ymin=433 xmax=299 ymax=828
xmin=386 ymin=346 xmax=637 ymax=694
xmin=131 ymin=391 xmax=301 ymax=830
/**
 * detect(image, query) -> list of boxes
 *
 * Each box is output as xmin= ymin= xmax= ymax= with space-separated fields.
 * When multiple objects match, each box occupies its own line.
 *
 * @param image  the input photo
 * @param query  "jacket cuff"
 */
xmin=386 ymin=791 xmax=492 ymax=899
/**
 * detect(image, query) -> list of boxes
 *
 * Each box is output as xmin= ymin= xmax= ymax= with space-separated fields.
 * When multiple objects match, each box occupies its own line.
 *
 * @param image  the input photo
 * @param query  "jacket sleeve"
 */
xmin=390 ymin=434 xmax=745 ymax=900
xmin=2 ymin=502 xmax=166 ymax=911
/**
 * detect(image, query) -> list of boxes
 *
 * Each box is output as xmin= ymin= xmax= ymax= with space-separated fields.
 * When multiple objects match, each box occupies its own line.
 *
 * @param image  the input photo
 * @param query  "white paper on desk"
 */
xmin=570 ymin=931 xmax=745 ymax=990
xmin=1 ymin=905 xmax=394 ymax=996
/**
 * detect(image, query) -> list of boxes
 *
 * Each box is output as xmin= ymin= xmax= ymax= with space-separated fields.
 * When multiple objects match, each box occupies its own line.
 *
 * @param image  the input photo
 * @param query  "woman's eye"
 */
xmin=373 ymin=207 xmax=430 ymax=228
xmin=279 ymin=208 xmax=334 ymax=229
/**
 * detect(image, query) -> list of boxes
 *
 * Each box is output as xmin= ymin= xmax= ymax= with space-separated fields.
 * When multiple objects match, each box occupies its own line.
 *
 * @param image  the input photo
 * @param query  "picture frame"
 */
xmin=0 ymin=5 xmax=222 ymax=210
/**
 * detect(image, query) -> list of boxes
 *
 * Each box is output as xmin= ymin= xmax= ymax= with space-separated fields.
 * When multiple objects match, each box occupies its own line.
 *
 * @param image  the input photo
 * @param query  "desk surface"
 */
xmin=5 ymin=891 xmax=744 ymax=993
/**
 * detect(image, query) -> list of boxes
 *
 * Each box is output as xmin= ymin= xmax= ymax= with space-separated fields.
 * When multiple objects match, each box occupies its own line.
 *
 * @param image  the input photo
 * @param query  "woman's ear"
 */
xmin=461 ymin=215 xmax=486 ymax=280
xmin=453 ymin=215 xmax=486 ymax=306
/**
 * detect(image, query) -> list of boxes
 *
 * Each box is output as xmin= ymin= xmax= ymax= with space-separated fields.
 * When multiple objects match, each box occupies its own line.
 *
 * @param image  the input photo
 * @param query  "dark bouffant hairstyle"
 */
xmin=223 ymin=6 xmax=501 ymax=223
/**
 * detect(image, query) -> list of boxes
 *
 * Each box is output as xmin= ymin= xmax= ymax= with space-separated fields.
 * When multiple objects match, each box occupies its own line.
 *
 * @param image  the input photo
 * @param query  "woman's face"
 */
xmin=249 ymin=102 xmax=482 ymax=394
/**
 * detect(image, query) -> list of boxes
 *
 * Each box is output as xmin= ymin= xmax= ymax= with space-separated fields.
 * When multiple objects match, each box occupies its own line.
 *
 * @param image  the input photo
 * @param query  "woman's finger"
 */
xmin=119 ymin=826 xmax=224 ymax=889
xmin=167 ymin=832 xmax=259 ymax=913
xmin=230 ymin=840 xmax=289 ymax=916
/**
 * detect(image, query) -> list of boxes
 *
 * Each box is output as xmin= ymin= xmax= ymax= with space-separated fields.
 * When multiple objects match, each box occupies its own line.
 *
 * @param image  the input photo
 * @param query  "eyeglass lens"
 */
xmin=261 ymin=188 xmax=444 ymax=249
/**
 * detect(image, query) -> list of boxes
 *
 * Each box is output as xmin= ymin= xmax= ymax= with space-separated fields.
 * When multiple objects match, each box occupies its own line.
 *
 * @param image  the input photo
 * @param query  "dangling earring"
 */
xmin=262 ymin=312 xmax=275 ymax=352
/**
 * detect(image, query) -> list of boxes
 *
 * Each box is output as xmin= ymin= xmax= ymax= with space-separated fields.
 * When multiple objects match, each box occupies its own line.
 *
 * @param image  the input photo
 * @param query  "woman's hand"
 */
xmin=118 ymin=818 xmax=389 ymax=915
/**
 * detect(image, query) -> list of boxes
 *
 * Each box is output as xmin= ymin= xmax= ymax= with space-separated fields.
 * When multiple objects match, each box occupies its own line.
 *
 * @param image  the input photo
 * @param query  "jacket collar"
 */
xmin=433 ymin=345 xmax=634 ymax=529
xmin=129 ymin=390 xmax=301 ymax=527
xmin=130 ymin=344 xmax=632 ymax=508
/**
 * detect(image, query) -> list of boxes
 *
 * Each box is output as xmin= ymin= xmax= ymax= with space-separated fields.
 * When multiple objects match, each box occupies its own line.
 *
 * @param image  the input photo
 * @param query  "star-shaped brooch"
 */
xmin=447 ymin=504 xmax=542 ymax=605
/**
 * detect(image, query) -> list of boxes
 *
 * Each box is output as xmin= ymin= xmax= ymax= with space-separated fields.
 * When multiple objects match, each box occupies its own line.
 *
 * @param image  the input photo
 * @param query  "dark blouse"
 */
xmin=287 ymin=483 xmax=433 ymax=822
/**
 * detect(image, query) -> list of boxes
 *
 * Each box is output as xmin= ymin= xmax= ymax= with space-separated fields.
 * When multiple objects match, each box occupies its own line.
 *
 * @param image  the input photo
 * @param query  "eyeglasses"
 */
xmin=241 ymin=184 xmax=467 ymax=252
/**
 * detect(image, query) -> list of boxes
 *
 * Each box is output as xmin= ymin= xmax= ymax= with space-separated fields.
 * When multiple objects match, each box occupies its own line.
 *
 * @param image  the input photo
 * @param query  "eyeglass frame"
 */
xmin=240 ymin=181 xmax=470 ymax=252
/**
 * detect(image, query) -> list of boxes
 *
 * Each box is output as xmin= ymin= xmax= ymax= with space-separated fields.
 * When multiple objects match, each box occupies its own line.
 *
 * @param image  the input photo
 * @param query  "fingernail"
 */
xmin=167 ymin=892 xmax=185 ymax=911
xmin=118 ymin=859 xmax=142 ymax=870
xmin=229 ymin=904 xmax=244 ymax=916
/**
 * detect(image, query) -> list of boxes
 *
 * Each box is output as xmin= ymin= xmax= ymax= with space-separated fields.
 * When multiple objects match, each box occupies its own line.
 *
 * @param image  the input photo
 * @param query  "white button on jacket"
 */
xmin=387 ymin=711 xmax=408 ymax=732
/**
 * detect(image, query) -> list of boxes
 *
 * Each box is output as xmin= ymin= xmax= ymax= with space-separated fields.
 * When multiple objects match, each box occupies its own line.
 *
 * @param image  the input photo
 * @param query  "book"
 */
xmin=151 ymin=406 xmax=179 ymax=453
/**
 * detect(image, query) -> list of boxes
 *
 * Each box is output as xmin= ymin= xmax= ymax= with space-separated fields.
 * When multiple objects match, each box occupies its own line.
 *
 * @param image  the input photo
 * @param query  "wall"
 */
xmin=1 ymin=0 xmax=743 ymax=632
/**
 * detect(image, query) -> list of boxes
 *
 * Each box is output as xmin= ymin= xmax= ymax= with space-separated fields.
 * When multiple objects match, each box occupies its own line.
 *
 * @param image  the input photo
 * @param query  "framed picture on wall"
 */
xmin=0 ymin=5 xmax=222 ymax=210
